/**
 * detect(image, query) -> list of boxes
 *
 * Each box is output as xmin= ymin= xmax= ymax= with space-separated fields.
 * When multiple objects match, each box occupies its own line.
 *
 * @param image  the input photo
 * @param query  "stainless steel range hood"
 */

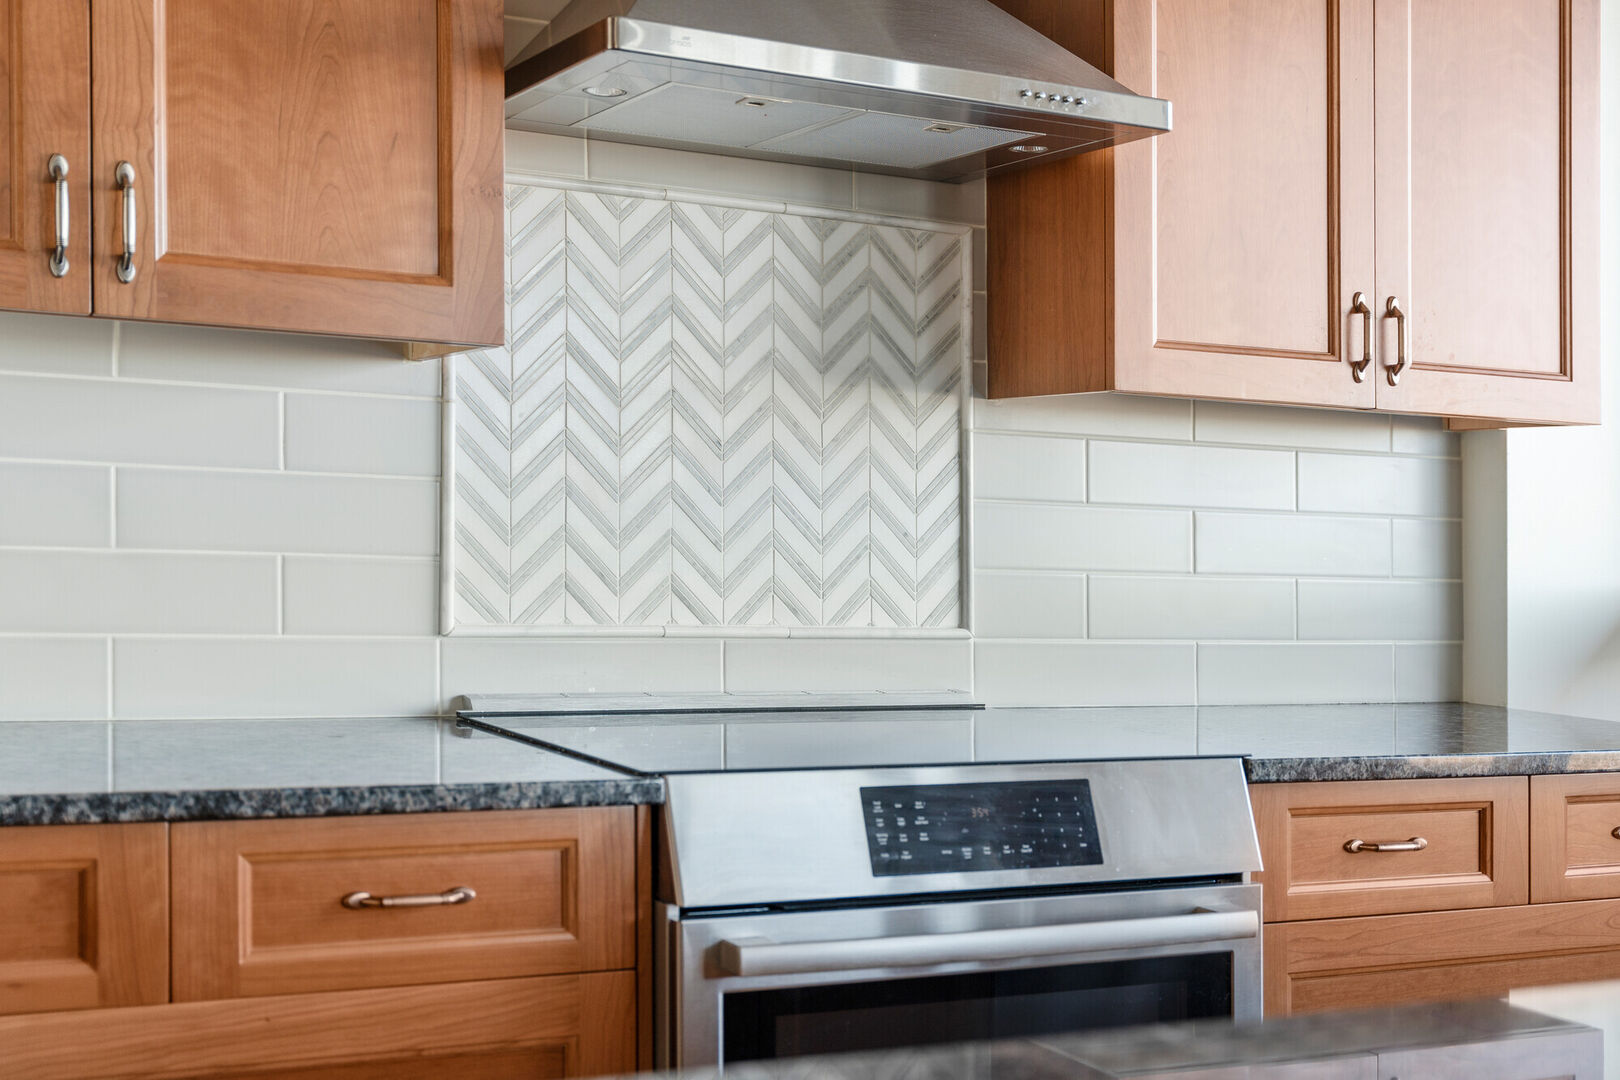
xmin=505 ymin=0 xmax=1170 ymax=183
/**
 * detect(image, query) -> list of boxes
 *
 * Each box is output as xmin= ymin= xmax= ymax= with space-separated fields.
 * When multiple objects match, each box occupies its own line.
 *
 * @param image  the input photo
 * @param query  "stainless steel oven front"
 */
xmin=650 ymin=757 xmax=1265 ymax=1069
xmin=658 ymin=880 xmax=1262 ymax=1067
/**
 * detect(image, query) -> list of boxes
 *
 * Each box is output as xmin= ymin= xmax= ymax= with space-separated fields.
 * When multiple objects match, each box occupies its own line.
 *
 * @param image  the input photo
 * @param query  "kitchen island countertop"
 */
xmin=613 ymin=999 xmax=1598 ymax=1079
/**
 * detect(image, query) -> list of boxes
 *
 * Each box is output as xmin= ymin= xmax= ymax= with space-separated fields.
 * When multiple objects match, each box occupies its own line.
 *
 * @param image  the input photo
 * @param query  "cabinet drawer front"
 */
xmin=0 ymin=972 xmax=636 ymax=1080
xmin=173 ymin=809 xmax=636 ymax=1000
xmin=0 ymin=823 xmax=168 ymax=1015
xmin=1265 ymin=899 xmax=1620 ymax=1017
xmin=1531 ymin=773 xmax=1620 ymax=902
xmin=1251 ymin=778 xmax=1528 ymax=920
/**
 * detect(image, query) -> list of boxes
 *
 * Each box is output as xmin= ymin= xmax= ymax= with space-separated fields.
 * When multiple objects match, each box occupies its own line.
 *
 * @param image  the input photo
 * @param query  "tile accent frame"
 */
xmin=442 ymin=177 xmax=974 ymax=637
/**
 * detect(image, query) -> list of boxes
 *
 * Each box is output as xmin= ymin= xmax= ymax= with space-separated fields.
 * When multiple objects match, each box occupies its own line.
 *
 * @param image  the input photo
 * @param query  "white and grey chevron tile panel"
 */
xmin=448 ymin=181 xmax=968 ymax=632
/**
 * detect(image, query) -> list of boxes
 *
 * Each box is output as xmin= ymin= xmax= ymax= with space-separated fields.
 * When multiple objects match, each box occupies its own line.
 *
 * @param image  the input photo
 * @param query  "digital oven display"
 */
xmin=859 ymin=780 xmax=1104 ymax=876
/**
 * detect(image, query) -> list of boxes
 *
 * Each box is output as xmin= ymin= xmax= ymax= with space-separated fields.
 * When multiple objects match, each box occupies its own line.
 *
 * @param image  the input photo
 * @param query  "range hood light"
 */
xmin=1011 ymin=144 xmax=1050 ymax=154
xmin=582 ymin=85 xmax=628 ymax=98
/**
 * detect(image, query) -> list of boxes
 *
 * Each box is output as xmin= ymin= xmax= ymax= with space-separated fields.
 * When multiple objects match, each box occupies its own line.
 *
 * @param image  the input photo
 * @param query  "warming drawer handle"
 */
xmin=341 ymin=886 xmax=476 ymax=909
xmin=1343 ymin=837 xmax=1428 ymax=854
xmin=715 ymin=909 xmax=1259 ymax=977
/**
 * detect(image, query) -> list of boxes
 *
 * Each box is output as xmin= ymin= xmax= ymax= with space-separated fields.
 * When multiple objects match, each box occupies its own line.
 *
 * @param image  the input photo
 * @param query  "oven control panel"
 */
xmin=859 ymin=780 xmax=1103 ymax=876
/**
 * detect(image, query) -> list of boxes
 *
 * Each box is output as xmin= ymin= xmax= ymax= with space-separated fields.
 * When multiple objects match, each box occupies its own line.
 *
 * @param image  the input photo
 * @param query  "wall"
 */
xmin=0 ymin=132 xmax=1461 ymax=721
xmin=1463 ymin=0 xmax=1620 ymax=721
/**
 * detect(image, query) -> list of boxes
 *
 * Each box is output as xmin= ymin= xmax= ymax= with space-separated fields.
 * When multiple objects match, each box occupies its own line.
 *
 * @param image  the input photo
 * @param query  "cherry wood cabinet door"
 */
xmin=0 ymin=0 xmax=91 ymax=314
xmin=1110 ymin=0 xmax=1377 ymax=409
xmin=1372 ymin=0 xmax=1599 ymax=423
xmin=0 ymin=823 xmax=168 ymax=1016
xmin=89 ymin=0 xmax=504 ymax=347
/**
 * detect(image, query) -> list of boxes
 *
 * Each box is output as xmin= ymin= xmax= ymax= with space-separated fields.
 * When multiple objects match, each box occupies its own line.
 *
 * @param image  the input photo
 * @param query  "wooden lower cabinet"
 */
xmin=0 ymin=972 xmax=635 ymax=1080
xmin=0 ymin=808 xmax=647 ymax=1079
xmin=0 ymin=823 xmax=168 ymax=1016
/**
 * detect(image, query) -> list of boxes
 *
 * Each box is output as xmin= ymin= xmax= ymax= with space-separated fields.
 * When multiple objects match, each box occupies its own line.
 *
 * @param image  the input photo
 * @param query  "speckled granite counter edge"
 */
xmin=0 ymin=778 xmax=665 ymax=827
xmin=1245 ymin=750 xmax=1620 ymax=783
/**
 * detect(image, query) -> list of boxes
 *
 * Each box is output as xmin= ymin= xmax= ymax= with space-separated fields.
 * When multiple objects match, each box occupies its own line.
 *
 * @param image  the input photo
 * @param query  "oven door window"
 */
xmin=722 ymin=953 xmax=1233 ymax=1063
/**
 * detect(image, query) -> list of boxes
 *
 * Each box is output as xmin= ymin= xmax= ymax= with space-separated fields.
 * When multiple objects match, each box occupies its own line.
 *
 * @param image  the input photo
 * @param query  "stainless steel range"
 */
xmin=456 ymin=694 xmax=1264 ymax=1070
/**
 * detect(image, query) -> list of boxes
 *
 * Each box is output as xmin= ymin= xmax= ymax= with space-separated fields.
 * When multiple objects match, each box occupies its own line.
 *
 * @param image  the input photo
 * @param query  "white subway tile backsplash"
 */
xmin=973 ymin=393 xmax=1193 ymax=441
xmin=505 ymin=130 xmax=586 ymax=178
xmin=1298 ymin=453 xmax=1461 ymax=517
xmin=441 ymin=639 xmax=725 ymax=702
xmin=0 ymin=375 xmax=279 ymax=467
xmin=976 ymin=503 xmax=1191 ymax=572
xmin=1297 ymin=580 xmax=1462 ymax=641
xmin=1088 ymin=576 xmax=1294 ymax=640
xmin=284 ymin=394 xmax=440 ymax=477
xmin=117 ymin=323 xmax=440 ymax=397
xmin=1296 ymin=582 xmax=1464 ymax=641
xmin=113 ymin=638 xmax=438 ymax=718
xmin=975 ymin=642 xmax=1196 ymax=706
xmin=117 ymin=469 xmax=438 ymax=556
xmin=973 ymin=434 xmax=1085 ymax=502
xmin=1197 ymin=643 xmax=1395 ymax=704
xmin=1089 ymin=441 xmax=1295 ymax=510
xmin=1194 ymin=401 xmax=1391 ymax=452
xmin=853 ymin=173 xmax=986 ymax=226
xmin=723 ymin=639 xmax=972 ymax=693
xmin=0 ymin=463 xmax=110 ymax=547
xmin=1395 ymin=643 xmax=1464 ymax=701
xmin=0 ymin=551 xmax=277 ymax=634
xmin=1393 ymin=518 xmax=1463 ymax=579
xmin=971 ymin=572 xmax=1086 ymax=639
xmin=0 ymin=638 xmax=108 ymax=719
xmin=0 ymin=314 xmax=115 ymax=376
xmin=282 ymin=557 xmax=439 ymax=636
xmin=1391 ymin=416 xmax=1461 ymax=457
xmin=1196 ymin=512 xmax=1392 ymax=577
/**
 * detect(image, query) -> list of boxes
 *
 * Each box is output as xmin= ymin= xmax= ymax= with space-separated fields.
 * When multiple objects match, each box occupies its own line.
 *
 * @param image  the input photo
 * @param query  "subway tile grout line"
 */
xmin=0 ymin=367 xmax=442 ymax=401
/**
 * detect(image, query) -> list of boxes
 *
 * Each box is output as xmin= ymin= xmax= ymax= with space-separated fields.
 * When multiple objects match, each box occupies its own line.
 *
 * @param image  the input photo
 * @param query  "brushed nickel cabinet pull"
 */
xmin=1348 ymin=291 xmax=1372 ymax=382
xmin=1344 ymin=837 xmax=1427 ymax=853
xmin=1384 ymin=295 xmax=1408 ymax=385
xmin=48 ymin=154 xmax=69 ymax=278
xmin=115 ymin=162 xmax=137 ymax=284
xmin=341 ymin=886 xmax=477 ymax=909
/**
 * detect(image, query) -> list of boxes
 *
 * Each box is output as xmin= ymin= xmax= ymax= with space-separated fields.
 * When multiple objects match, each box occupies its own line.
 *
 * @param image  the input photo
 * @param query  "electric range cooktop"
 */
xmin=455 ymin=692 xmax=1050 ymax=775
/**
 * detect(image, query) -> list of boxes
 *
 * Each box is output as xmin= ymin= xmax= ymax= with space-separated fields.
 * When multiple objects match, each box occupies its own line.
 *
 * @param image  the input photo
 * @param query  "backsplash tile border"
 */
xmin=442 ymin=176 xmax=975 ymax=638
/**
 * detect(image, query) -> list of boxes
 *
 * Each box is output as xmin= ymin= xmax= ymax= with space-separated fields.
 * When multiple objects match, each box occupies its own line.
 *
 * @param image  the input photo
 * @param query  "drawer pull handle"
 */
xmin=341 ymin=886 xmax=476 ymax=909
xmin=1344 ymin=837 xmax=1428 ymax=854
xmin=1611 ymin=827 xmax=1620 ymax=840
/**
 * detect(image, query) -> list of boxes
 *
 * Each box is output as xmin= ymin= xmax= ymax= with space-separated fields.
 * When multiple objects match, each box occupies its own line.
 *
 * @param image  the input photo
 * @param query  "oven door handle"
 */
xmin=715 ymin=908 xmax=1259 ymax=977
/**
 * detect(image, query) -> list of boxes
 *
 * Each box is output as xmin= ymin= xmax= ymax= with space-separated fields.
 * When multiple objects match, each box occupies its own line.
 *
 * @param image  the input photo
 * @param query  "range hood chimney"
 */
xmin=505 ymin=0 xmax=1170 ymax=183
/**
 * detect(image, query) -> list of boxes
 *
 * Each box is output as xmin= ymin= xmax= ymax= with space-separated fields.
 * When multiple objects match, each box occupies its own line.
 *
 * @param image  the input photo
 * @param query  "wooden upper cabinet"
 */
xmin=987 ymin=0 xmax=1377 ymax=408
xmin=988 ymin=0 xmax=1599 ymax=426
xmin=88 ymin=0 xmax=505 ymax=348
xmin=1372 ymin=0 xmax=1598 ymax=424
xmin=0 ymin=0 xmax=91 ymax=315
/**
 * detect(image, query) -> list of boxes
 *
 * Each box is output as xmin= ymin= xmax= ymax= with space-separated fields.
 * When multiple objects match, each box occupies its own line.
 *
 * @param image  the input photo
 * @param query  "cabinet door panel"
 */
xmin=1112 ymin=0 xmax=1376 ymax=408
xmin=1373 ymin=0 xmax=1598 ymax=423
xmin=0 ymin=823 xmax=168 ymax=1015
xmin=0 ymin=0 xmax=91 ymax=314
xmin=90 ymin=0 xmax=503 ymax=346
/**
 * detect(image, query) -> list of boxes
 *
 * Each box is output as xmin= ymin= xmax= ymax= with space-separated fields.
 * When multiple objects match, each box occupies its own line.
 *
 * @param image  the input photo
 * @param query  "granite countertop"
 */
xmin=624 ymin=1000 xmax=1594 ymax=1080
xmin=10 ymin=701 xmax=1620 ymax=827
xmin=974 ymin=702 xmax=1620 ymax=782
xmin=0 ymin=717 xmax=662 ymax=826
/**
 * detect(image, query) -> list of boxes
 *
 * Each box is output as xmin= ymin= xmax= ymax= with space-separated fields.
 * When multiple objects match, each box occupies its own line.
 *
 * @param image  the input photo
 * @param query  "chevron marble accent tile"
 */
xmin=449 ymin=182 xmax=967 ymax=632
